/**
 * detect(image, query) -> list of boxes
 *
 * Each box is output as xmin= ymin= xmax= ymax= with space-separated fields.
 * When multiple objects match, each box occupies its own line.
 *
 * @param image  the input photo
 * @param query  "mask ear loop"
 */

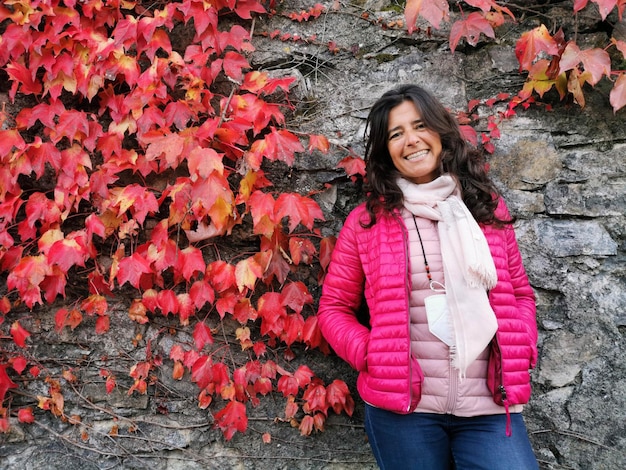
xmin=429 ymin=280 xmax=446 ymax=292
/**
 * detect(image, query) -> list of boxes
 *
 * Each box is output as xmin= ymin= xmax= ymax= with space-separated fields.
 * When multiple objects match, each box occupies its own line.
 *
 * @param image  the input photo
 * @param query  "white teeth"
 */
xmin=405 ymin=150 xmax=428 ymax=160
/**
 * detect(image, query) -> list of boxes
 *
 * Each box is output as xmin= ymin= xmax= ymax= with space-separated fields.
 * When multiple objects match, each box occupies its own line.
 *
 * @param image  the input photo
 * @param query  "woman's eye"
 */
xmin=388 ymin=132 xmax=401 ymax=140
xmin=415 ymin=123 xmax=425 ymax=130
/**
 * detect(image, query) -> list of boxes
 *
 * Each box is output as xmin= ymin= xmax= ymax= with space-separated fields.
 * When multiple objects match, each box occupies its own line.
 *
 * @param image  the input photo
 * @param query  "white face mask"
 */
xmin=424 ymin=293 xmax=454 ymax=346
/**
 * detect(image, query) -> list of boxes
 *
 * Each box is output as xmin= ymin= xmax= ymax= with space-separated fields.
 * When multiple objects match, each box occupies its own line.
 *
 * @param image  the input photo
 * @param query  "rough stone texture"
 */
xmin=1 ymin=2 xmax=625 ymax=470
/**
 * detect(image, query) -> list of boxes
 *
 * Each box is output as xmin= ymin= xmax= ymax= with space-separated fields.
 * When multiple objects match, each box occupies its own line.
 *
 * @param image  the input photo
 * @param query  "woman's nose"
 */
xmin=407 ymin=130 xmax=420 ymax=146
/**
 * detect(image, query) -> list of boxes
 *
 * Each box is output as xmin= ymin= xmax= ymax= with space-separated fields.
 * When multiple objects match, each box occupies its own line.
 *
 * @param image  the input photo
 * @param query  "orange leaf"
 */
xmin=81 ymin=294 xmax=108 ymax=316
xmin=129 ymin=299 xmax=149 ymax=324
xmin=298 ymin=414 xmax=314 ymax=436
xmin=515 ymin=25 xmax=559 ymax=72
xmin=288 ymin=236 xmax=316 ymax=265
xmin=172 ymin=361 xmax=185 ymax=380
xmin=610 ymin=74 xmax=626 ymax=113
xmin=307 ymin=134 xmax=330 ymax=153
xmin=235 ymin=252 xmax=270 ymax=292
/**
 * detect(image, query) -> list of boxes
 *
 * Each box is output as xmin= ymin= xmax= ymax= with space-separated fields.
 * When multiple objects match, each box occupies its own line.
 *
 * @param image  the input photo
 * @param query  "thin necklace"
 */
xmin=412 ymin=215 xmax=445 ymax=292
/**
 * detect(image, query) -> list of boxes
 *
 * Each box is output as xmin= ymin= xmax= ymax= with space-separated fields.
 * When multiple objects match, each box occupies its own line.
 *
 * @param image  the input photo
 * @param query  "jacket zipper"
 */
xmin=396 ymin=213 xmax=414 ymax=412
xmin=494 ymin=337 xmax=512 ymax=437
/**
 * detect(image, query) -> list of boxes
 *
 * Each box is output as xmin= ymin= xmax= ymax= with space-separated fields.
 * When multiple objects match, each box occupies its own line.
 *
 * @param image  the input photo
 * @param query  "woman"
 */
xmin=317 ymin=85 xmax=538 ymax=469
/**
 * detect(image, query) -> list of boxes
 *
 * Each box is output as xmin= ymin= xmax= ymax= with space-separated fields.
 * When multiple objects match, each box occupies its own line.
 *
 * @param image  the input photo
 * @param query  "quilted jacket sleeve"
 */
xmin=317 ymin=207 xmax=371 ymax=372
xmin=497 ymin=200 xmax=538 ymax=367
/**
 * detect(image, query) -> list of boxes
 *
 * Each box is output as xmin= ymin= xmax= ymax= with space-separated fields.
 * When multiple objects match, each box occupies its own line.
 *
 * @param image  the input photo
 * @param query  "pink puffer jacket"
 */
xmin=317 ymin=199 xmax=537 ymax=414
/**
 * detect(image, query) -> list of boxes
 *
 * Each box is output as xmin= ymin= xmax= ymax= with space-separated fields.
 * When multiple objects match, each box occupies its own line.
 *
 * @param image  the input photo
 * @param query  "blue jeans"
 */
xmin=364 ymin=405 xmax=538 ymax=470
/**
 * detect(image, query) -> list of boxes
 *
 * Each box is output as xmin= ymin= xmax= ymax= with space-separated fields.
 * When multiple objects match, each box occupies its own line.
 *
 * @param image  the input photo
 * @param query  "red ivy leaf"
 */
xmin=275 ymin=193 xmax=324 ymax=232
xmin=10 ymin=356 xmax=27 ymax=375
xmin=116 ymin=252 xmax=154 ymax=289
xmin=193 ymin=321 xmax=214 ymax=351
xmin=174 ymin=246 xmax=206 ymax=283
xmin=265 ymin=128 xmax=304 ymax=166
xmin=17 ymin=407 xmax=35 ymax=424
xmin=302 ymin=382 xmax=328 ymax=415
xmin=5 ymin=61 xmax=43 ymax=99
xmin=10 ymin=321 xmax=30 ymax=348
xmin=0 ymin=365 xmax=18 ymax=403
xmin=326 ymin=379 xmax=354 ymax=416
xmin=302 ymin=315 xmax=326 ymax=351
xmin=405 ymin=0 xmax=449 ymax=33
xmin=213 ymin=400 xmax=248 ymax=440
xmin=189 ymin=280 xmax=215 ymax=310
xmin=558 ymin=42 xmax=611 ymax=86
xmin=450 ymin=12 xmax=495 ymax=52
xmin=281 ymin=281 xmax=313 ymax=314
xmin=337 ymin=155 xmax=366 ymax=179
xmin=206 ymin=260 xmax=236 ymax=292
xmin=191 ymin=355 xmax=214 ymax=389
xmin=223 ymin=51 xmax=250 ymax=82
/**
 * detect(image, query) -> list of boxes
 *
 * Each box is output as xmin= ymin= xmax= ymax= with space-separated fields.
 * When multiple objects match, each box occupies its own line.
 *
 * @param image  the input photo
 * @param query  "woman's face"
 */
xmin=386 ymin=100 xmax=442 ymax=184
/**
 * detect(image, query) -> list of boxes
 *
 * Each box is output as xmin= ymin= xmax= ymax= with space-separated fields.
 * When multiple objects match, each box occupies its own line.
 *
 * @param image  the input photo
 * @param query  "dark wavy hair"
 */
xmin=362 ymin=84 xmax=510 ymax=228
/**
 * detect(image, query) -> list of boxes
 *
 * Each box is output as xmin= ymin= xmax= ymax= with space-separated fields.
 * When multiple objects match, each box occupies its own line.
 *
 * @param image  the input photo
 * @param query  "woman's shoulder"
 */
xmin=493 ymin=196 xmax=512 ymax=220
xmin=343 ymin=202 xmax=369 ymax=227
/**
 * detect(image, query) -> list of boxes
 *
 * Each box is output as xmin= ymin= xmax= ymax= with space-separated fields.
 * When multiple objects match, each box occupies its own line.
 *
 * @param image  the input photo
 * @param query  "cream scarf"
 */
xmin=397 ymin=175 xmax=498 ymax=377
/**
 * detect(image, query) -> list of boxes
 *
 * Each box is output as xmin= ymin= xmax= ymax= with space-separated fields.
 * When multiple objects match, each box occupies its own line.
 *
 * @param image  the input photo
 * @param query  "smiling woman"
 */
xmin=317 ymin=84 xmax=539 ymax=470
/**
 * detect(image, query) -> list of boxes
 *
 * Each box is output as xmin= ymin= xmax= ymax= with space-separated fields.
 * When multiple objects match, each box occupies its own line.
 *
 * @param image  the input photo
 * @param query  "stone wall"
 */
xmin=1 ymin=2 xmax=624 ymax=469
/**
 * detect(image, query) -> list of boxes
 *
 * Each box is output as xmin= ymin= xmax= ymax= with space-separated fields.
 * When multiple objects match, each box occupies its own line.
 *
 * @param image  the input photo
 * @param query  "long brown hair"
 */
xmin=362 ymin=84 xmax=509 ymax=227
